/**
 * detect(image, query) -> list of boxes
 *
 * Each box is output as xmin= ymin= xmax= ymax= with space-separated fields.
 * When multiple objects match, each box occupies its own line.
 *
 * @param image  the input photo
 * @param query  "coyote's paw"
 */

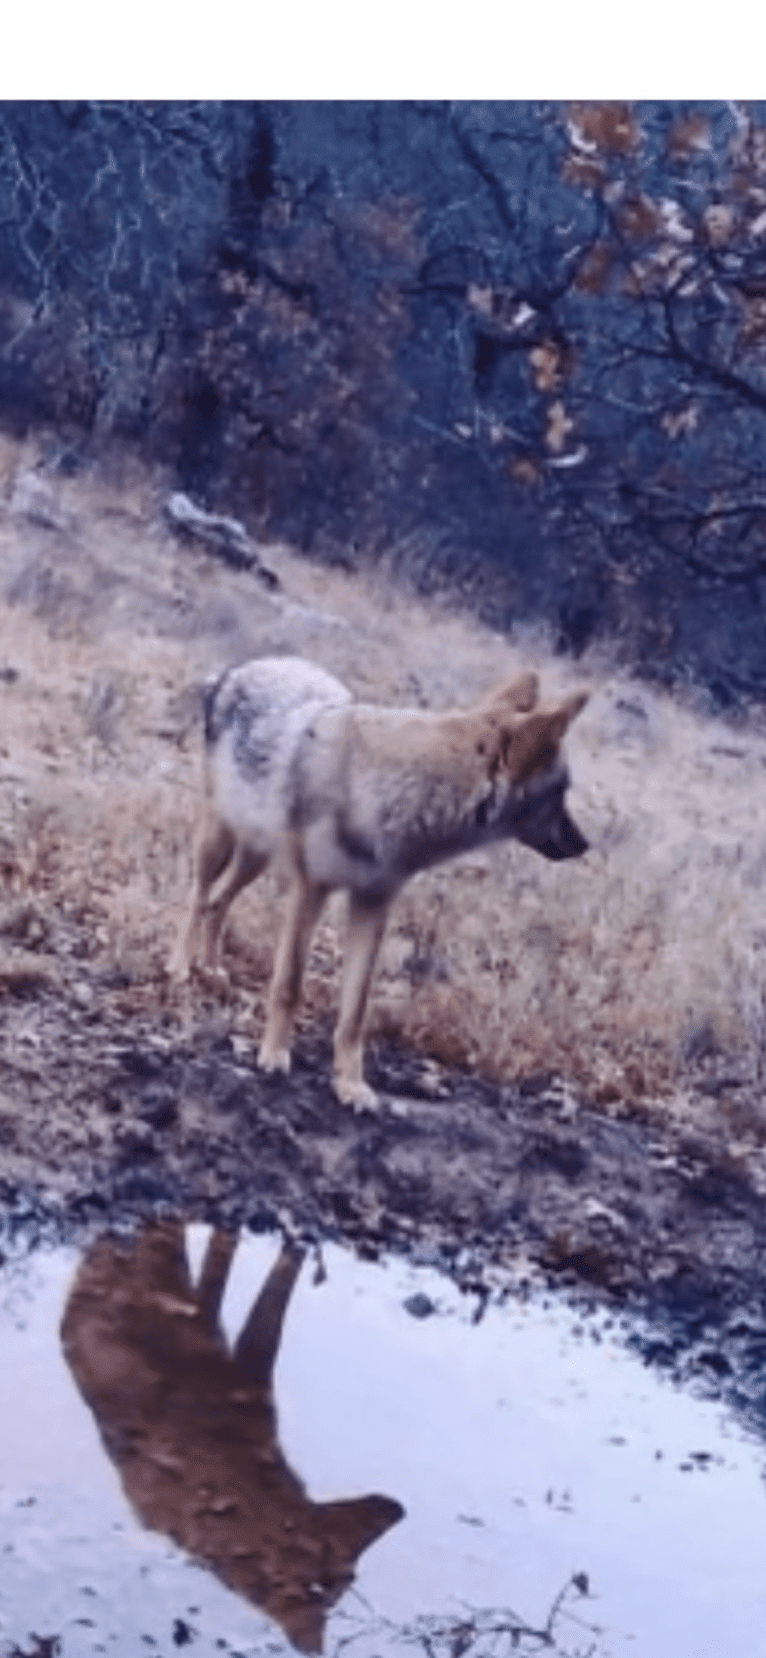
xmin=257 ymin=1041 xmax=292 ymax=1076
xmin=165 ymin=947 xmax=191 ymax=984
xmin=333 ymin=1074 xmax=380 ymax=1114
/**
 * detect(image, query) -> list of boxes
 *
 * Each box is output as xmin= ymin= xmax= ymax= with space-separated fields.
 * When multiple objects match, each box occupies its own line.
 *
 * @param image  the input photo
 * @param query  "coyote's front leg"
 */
xmin=333 ymin=892 xmax=389 ymax=1111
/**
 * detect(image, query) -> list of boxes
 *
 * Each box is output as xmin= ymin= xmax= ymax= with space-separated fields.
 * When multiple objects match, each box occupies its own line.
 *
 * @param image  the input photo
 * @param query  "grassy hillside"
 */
xmin=2 ymin=433 xmax=766 ymax=1148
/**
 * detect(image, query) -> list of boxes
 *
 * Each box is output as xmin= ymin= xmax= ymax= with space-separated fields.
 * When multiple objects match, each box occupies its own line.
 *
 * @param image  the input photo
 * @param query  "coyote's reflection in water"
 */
xmin=61 ymin=1224 xmax=404 ymax=1653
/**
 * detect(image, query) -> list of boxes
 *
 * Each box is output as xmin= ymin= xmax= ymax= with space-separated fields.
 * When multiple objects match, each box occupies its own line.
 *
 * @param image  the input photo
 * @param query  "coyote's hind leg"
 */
xmin=258 ymin=873 xmax=329 ymax=1076
xmin=168 ymin=812 xmax=235 ymax=982
xmin=200 ymin=842 xmax=268 ymax=975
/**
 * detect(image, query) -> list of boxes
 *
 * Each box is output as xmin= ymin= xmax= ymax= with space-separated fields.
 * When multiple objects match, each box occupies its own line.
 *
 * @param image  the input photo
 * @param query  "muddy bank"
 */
xmin=3 ymin=953 xmax=766 ymax=1437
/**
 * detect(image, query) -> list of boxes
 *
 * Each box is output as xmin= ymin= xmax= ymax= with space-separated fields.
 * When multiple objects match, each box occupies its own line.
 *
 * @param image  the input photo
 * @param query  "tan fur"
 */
xmin=171 ymin=658 xmax=588 ymax=1108
xmin=61 ymin=1225 xmax=402 ymax=1653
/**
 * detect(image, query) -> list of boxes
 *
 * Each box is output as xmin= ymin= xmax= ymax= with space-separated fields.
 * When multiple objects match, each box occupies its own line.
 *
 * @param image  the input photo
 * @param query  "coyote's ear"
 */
xmin=545 ymin=688 xmax=589 ymax=741
xmin=501 ymin=711 xmax=554 ymax=780
xmin=501 ymin=693 xmax=586 ymax=781
xmin=482 ymin=671 xmax=540 ymax=716
xmin=562 ymin=688 xmax=589 ymax=722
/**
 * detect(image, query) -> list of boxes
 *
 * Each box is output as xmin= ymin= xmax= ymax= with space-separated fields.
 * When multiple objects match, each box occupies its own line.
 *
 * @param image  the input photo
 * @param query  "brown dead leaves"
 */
xmin=568 ymin=104 xmax=639 ymax=158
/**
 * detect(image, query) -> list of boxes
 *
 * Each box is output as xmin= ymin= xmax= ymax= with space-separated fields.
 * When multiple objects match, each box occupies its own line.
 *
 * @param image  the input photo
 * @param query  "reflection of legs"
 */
xmin=168 ymin=813 xmax=234 ymax=979
xmin=333 ymin=893 xmax=389 ymax=1109
xmin=133 ymin=1220 xmax=192 ymax=1296
xmin=234 ymin=1245 xmax=305 ymax=1384
xmin=259 ymin=875 xmax=328 ymax=1073
xmin=196 ymin=1229 xmax=239 ymax=1335
xmin=201 ymin=843 xmax=267 ymax=973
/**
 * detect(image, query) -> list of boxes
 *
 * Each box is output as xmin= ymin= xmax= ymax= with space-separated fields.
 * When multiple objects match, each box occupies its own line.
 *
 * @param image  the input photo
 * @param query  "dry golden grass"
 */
xmin=2 ymin=430 xmax=766 ymax=1118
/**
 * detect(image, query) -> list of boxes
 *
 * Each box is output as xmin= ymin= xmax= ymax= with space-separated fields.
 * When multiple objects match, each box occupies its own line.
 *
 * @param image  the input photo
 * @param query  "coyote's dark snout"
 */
xmin=512 ymin=769 xmax=589 ymax=863
xmin=544 ymin=809 xmax=589 ymax=862
xmin=171 ymin=657 xmax=589 ymax=1108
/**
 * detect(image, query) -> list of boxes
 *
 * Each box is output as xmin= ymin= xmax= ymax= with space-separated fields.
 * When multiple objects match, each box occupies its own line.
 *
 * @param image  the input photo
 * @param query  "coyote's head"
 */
xmin=479 ymin=675 xmax=589 ymax=862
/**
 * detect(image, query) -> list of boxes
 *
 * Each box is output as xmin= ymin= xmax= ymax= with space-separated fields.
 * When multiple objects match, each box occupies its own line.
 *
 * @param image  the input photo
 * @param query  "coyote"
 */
xmin=61 ymin=1224 xmax=403 ymax=1655
xmin=171 ymin=657 xmax=588 ymax=1108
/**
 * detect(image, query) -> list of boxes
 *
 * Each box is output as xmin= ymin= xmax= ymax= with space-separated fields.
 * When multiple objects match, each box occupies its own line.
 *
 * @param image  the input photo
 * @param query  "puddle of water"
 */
xmin=0 ymin=1227 xmax=765 ymax=1658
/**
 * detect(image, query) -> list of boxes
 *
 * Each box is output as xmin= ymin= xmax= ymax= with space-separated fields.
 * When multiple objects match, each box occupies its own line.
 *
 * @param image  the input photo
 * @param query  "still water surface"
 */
xmin=1 ymin=1227 xmax=765 ymax=1658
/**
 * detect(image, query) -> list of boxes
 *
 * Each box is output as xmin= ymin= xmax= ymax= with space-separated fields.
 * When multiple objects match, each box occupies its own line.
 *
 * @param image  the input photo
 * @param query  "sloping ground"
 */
xmin=2 ymin=432 xmax=766 ymax=1414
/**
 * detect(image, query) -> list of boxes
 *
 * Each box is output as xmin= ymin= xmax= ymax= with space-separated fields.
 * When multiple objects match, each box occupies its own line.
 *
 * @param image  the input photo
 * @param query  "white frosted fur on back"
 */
xmin=209 ymin=657 xmax=351 ymax=846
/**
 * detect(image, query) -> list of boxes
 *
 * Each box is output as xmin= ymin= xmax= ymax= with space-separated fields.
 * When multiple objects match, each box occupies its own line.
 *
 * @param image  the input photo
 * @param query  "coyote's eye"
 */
xmin=476 ymin=740 xmax=485 ymax=755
